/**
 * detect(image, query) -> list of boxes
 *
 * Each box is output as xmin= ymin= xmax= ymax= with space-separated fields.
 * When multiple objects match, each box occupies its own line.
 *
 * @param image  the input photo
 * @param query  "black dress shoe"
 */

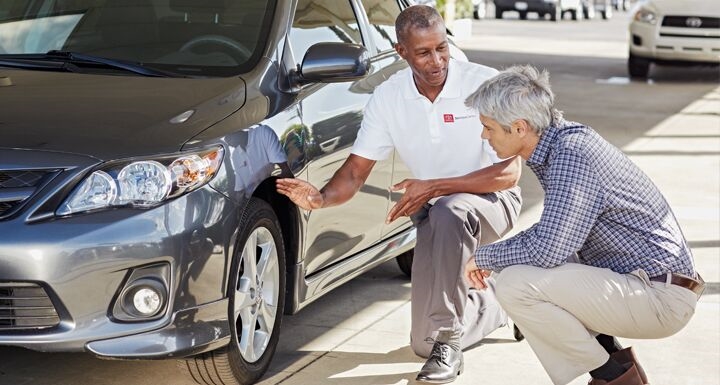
xmin=416 ymin=332 xmax=463 ymax=384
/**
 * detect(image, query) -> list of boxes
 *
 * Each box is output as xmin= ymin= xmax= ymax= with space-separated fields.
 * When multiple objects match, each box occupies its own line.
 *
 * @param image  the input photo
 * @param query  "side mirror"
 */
xmin=291 ymin=42 xmax=370 ymax=85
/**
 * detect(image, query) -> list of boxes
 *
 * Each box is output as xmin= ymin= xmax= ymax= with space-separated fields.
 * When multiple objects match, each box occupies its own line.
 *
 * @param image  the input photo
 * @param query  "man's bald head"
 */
xmin=395 ymin=5 xmax=445 ymax=44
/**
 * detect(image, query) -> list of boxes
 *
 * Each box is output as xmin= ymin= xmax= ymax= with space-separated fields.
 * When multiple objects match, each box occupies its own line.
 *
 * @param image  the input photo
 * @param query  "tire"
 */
xmin=628 ymin=53 xmax=651 ymax=79
xmin=518 ymin=11 xmax=528 ymax=20
xmin=473 ymin=1 xmax=487 ymax=19
xmin=495 ymin=8 xmax=504 ymax=19
xmin=396 ymin=249 xmax=414 ymax=278
xmin=179 ymin=198 xmax=286 ymax=385
xmin=571 ymin=9 xmax=580 ymax=20
xmin=550 ymin=5 xmax=561 ymax=21
xmin=621 ymin=0 xmax=628 ymax=11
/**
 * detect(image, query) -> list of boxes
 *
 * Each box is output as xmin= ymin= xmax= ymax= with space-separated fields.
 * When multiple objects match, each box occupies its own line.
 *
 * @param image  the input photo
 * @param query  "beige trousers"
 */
xmin=495 ymin=263 xmax=698 ymax=385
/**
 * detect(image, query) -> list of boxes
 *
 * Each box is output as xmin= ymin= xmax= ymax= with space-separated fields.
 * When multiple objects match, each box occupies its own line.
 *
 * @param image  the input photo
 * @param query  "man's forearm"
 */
xmin=428 ymin=156 xmax=521 ymax=197
xmin=318 ymin=172 xmax=364 ymax=208
xmin=318 ymin=154 xmax=376 ymax=208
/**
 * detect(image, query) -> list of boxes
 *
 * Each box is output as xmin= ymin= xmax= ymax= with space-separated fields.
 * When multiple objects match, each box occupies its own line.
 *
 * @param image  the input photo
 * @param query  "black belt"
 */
xmin=649 ymin=272 xmax=705 ymax=297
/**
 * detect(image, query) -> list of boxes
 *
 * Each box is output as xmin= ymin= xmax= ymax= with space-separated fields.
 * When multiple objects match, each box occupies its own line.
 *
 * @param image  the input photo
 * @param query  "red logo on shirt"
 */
xmin=443 ymin=114 xmax=455 ymax=123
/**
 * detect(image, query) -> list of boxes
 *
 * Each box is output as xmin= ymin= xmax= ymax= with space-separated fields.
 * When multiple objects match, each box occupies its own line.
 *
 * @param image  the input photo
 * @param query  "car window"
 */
xmin=0 ymin=0 xmax=276 ymax=76
xmin=288 ymin=0 xmax=362 ymax=61
xmin=360 ymin=0 xmax=401 ymax=52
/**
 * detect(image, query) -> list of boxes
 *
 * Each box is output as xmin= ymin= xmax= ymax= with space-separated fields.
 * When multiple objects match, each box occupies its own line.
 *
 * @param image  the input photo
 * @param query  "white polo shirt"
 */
xmin=352 ymin=59 xmax=500 ymax=180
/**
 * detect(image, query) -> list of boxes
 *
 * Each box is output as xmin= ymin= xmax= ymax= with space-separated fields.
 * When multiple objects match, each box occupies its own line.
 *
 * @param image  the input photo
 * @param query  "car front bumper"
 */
xmin=630 ymin=20 xmax=720 ymax=64
xmin=0 ymin=186 xmax=242 ymax=358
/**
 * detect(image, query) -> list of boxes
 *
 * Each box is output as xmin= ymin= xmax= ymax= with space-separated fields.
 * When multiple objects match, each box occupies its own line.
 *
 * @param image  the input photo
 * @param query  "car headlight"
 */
xmin=633 ymin=7 xmax=657 ymax=24
xmin=57 ymin=146 xmax=224 ymax=215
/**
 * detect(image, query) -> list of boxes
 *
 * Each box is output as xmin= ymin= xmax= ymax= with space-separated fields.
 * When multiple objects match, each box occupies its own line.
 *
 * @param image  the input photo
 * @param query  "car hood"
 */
xmin=0 ymin=69 xmax=246 ymax=160
xmin=645 ymin=0 xmax=720 ymax=16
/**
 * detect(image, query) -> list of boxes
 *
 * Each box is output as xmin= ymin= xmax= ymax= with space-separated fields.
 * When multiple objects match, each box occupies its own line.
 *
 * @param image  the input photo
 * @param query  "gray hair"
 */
xmin=395 ymin=5 xmax=445 ymax=44
xmin=465 ymin=65 xmax=562 ymax=135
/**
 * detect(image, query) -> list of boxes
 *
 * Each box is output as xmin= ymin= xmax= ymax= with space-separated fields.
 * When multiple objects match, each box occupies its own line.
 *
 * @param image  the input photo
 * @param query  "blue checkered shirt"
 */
xmin=475 ymin=120 xmax=695 ymax=277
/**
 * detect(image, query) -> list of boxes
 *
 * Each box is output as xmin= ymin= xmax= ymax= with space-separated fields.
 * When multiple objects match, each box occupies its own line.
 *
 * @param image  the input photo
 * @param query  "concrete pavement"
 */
xmin=256 ymin=86 xmax=720 ymax=385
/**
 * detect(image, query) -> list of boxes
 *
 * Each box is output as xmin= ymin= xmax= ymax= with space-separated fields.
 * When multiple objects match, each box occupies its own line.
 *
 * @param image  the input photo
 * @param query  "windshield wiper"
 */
xmin=0 ymin=51 xmax=181 ymax=77
xmin=0 ymin=56 xmax=81 ymax=72
xmin=45 ymin=50 xmax=180 ymax=77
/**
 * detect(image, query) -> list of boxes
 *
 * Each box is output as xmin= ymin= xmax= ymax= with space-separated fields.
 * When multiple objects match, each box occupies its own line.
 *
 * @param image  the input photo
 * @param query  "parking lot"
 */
xmin=1 ymin=11 xmax=718 ymax=385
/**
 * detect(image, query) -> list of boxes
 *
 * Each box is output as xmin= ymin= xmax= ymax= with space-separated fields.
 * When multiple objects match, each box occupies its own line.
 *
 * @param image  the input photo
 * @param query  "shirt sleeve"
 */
xmin=351 ymin=92 xmax=395 ymax=161
xmin=475 ymin=147 xmax=605 ymax=271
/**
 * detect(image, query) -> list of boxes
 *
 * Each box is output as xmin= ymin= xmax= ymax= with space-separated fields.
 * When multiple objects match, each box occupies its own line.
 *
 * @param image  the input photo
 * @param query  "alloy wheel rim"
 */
xmin=233 ymin=226 xmax=280 ymax=363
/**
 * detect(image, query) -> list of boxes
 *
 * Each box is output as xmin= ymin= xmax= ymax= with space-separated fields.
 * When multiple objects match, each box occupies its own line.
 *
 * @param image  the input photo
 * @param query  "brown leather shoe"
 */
xmin=611 ymin=347 xmax=648 ymax=384
xmin=588 ymin=363 xmax=644 ymax=385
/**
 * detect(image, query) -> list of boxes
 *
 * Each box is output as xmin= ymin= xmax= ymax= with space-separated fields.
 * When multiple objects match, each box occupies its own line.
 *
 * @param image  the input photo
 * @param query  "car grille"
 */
xmin=0 ymin=170 xmax=57 ymax=219
xmin=662 ymin=16 xmax=720 ymax=29
xmin=0 ymin=283 xmax=60 ymax=331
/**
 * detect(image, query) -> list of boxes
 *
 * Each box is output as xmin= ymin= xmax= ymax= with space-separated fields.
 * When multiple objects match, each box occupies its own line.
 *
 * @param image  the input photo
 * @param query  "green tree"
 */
xmin=436 ymin=0 xmax=474 ymax=19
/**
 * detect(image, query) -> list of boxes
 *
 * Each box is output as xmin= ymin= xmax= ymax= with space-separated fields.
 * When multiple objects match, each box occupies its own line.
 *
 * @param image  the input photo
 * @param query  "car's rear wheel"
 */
xmin=571 ymin=9 xmax=580 ymax=20
xmin=550 ymin=5 xmax=561 ymax=21
xmin=396 ymin=249 xmax=414 ymax=278
xmin=179 ymin=198 xmax=286 ymax=385
xmin=628 ymin=54 xmax=651 ymax=79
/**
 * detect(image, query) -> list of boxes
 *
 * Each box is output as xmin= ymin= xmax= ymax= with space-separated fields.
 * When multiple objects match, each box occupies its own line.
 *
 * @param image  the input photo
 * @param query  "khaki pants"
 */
xmin=409 ymin=188 xmax=521 ymax=357
xmin=495 ymin=263 xmax=698 ymax=385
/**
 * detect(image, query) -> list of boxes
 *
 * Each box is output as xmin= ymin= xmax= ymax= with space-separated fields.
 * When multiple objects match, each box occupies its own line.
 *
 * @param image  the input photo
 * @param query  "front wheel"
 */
xmin=180 ymin=198 xmax=286 ymax=385
xmin=628 ymin=53 xmax=651 ymax=79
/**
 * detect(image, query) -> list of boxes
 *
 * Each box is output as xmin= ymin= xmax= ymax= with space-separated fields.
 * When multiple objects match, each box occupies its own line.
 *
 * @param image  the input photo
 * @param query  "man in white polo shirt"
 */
xmin=277 ymin=5 xmax=522 ymax=383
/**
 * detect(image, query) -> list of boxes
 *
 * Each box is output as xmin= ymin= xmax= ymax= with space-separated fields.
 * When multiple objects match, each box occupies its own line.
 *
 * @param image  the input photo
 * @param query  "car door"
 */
xmin=356 ymin=0 xmax=415 ymax=239
xmin=287 ymin=0 xmax=393 ymax=276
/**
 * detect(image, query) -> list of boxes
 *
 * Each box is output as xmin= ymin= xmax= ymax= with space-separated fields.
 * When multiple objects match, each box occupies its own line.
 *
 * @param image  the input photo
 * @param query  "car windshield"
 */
xmin=0 ymin=0 xmax=276 ymax=77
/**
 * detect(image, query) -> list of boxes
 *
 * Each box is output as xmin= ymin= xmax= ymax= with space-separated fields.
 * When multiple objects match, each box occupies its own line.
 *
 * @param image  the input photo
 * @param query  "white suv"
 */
xmin=628 ymin=0 xmax=720 ymax=78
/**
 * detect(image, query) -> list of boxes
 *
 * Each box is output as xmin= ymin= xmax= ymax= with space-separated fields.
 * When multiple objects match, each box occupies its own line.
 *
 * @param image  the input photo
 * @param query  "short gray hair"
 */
xmin=395 ymin=5 xmax=445 ymax=44
xmin=465 ymin=65 xmax=562 ymax=135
